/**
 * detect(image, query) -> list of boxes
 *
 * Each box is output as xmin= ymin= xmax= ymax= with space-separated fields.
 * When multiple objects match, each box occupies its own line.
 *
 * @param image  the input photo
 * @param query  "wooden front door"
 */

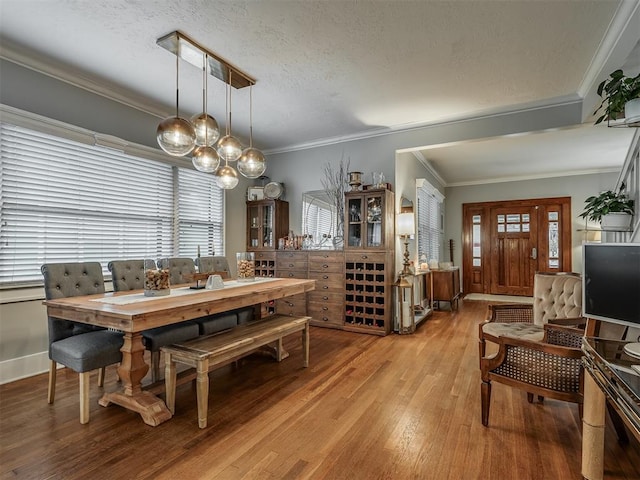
xmin=490 ymin=205 xmax=537 ymax=295
xmin=462 ymin=197 xmax=572 ymax=296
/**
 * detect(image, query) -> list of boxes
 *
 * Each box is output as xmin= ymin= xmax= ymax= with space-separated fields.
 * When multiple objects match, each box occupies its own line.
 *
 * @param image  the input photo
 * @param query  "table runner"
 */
xmin=92 ymin=277 xmax=279 ymax=305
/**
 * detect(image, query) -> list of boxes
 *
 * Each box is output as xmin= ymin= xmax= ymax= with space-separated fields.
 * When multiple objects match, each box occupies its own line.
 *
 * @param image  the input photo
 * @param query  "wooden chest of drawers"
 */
xmin=307 ymin=251 xmax=344 ymax=328
xmin=275 ymin=251 xmax=308 ymax=315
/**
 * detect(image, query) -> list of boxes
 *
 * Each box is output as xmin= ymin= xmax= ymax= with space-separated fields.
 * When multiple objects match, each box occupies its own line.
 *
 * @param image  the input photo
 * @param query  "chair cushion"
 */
xmin=142 ymin=321 xmax=200 ymax=351
xmin=196 ymin=312 xmax=239 ymax=336
xmin=482 ymin=322 xmax=545 ymax=342
xmin=50 ymin=330 xmax=123 ymax=373
xmin=236 ymin=306 xmax=256 ymax=325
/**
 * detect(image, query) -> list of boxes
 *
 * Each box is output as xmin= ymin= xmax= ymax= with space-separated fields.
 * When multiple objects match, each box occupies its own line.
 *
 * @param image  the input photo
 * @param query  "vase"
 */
xmin=236 ymin=252 xmax=256 ymax=281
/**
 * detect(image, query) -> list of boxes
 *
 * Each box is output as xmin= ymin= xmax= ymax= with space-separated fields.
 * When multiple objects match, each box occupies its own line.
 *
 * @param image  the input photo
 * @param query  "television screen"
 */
xmin=582 ymin=243 xmax=640 ymax=328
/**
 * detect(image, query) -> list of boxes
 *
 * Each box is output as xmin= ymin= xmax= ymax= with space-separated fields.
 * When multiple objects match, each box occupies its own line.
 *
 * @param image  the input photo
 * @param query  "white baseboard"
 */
xmin=0 ymin=351 xmax=53 ymax=385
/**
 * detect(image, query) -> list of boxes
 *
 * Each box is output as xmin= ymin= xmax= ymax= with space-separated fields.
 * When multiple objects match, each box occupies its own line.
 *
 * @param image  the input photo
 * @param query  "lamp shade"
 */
xmin=217 ymin=134 xmax=243 ymax=162
xmin=192 ymin=145 xmax=220 ymax=172
xmin=397 ymin=212 xmax=415 ymax=236
xmin=238 ymin=147 xmax=267 ymax=178
xmin=191 ymin=113 xmax=220 ymax=146
xmin=214 ymin=164 xmax=239 ymax=189
xmin=156 ymin=116 xmax=196 ymax=156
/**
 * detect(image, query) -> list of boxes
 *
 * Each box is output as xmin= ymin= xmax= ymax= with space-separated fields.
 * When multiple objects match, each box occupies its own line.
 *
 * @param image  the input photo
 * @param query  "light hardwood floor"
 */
xmin=1 ymin=299 xmax=639 ymax=479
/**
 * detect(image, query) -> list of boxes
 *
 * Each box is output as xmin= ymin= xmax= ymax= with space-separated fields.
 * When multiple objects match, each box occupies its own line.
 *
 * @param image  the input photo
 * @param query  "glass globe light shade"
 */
xmin=216 ymin=134 xmax=243 ymax=162
xmin=157 ymin=116 xmax=196 ymax=156
xmin=192 ymin=145 xmax=220 ymax=173
xmin=238 ymin=147 xmax=267 ymax=178
xmin=214 ymin=164 xmax=239 ymax=189
xmin=191 ymin=113 xmax=220 ymax=146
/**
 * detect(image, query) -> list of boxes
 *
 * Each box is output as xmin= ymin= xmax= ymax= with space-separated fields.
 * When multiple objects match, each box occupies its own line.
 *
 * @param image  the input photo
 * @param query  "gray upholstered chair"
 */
xmin=108 ymin=259 xmax=200 ymax=383
xmin=157 ymin=257 xmax=243 ymax=336
xmin=157 ymin=257 xmax=197 ymax=286
xmin=195 ymin=256 xmax=231 ymax=277
xmin=41 ymin=262 xmax=124 ymax=424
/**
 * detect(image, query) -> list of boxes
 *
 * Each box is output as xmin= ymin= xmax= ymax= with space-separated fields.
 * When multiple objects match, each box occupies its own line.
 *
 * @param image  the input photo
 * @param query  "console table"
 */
xmin=581 ymin=337 xmax=640 ymax=480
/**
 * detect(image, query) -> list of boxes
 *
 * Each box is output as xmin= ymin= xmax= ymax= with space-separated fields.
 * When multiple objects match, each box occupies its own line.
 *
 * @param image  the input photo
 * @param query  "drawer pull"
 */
xmin=323 ymin=275 xmax=329 ymax=279
xmin=323 ymin=285 xmax=329 ymax=289
xmin=322 ymin=307 xmax=328 ymax=311
xmin=289 ymin=263 xmax=294 ymax=267
xmin=361 ymin=255 xmax=368 ymax=259
xmin=322 ymin=264 xmax=329 ymax=268
xmin=322 ymin=296 xmax=328 ymax=300
xmin=288 ymin=273 xmax=294 ymax=277
xmin=323 ymin=317 xmax=329 ymax=321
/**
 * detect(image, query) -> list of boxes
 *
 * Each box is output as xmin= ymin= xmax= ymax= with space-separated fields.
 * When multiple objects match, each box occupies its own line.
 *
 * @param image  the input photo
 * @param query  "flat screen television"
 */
xmin=582 ymin=243 xmax=640 ymax=328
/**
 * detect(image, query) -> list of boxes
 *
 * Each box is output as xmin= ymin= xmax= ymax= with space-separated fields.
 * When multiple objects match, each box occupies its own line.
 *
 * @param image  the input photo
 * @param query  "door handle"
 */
xmin=531 ymin=247 xmax=537 ymax=260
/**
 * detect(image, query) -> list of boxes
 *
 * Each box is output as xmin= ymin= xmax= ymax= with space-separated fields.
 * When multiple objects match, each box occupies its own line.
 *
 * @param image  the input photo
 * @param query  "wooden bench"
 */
xmin=162 ymin=314 xmax=310 ymax=428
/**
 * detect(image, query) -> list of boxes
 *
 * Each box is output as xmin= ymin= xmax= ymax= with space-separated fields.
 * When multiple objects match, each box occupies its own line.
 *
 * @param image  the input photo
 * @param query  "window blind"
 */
xmin=177 ymin=167 xmax=224 ymax=258
xmin=0 ymin=121 xmax=223 ymax=286
xmin=416 ymin=181 xmax=443 ymax=262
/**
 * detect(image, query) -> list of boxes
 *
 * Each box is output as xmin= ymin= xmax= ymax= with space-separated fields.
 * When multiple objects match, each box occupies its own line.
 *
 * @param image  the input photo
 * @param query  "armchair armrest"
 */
xmin=486 ymin=303 xmax=533 ymax=323
xmin=547 ymin=317 xmax=587 ymax=329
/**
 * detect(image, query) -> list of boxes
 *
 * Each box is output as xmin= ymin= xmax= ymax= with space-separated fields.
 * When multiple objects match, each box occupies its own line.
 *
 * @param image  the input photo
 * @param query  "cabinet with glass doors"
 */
xmin=344 ymin=188 xmax=394 ymax=250
xmin=246 ymin=199 xmax=289 ymax=252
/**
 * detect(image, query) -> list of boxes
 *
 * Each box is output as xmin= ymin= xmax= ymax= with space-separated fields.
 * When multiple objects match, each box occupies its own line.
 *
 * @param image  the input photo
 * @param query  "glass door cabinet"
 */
xmin=345 ymin=189 xmax=393 ymax=250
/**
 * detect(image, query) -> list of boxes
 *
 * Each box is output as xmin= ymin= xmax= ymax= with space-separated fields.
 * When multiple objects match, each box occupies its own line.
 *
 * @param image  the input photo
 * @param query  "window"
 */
xmin=416 ymin=179 xmax=444 ymax=262
xmin=0 ymin=114 xmax=224 ymax=286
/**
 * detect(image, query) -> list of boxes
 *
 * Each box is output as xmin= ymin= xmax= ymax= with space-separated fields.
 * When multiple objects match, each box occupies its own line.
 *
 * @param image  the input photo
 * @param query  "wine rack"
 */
xmin=344 ymin=252 xmax=392 ymax=335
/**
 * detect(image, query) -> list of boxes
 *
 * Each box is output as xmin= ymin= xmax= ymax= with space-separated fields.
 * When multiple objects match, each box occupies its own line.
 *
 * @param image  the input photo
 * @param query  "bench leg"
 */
xmin=164 ymin=353 xmax=176 ymax=415
xmin=302 ymin=321 xmax=309 ymax=368
xmin=197 ymin=358 xmax=209 ymax=429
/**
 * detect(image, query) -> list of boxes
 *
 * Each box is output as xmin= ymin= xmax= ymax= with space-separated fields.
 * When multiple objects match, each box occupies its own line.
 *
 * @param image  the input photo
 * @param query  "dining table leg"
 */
xmin=98 ymin=331 xmax=172 ymax=426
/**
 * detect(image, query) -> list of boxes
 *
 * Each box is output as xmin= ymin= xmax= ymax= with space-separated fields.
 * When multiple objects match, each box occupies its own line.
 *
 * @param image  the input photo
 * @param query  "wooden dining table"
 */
xmin=43 ymin=277 xmax=316 ymax=426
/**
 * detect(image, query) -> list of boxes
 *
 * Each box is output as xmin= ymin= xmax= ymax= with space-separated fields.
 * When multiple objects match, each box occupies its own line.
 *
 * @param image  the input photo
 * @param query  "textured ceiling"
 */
xmin=0 ymin=0 xmax=639 ymax=185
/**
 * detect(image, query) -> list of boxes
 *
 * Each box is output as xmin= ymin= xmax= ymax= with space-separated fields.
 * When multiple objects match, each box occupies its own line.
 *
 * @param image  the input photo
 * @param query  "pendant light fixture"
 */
xmin=238 ymin=85 xmax=267 ymax=178
xmin=216 ymin=71 xmax=243 ymax=162
xmin=214 ymin=161 xmax=240 ymax=189
xmin=157 ymin=52 xmax=196 ymax=156
xmin=191 ymin=53 xmax=220 ymax=173
xmin=156 ymin=31 xmax=266 ymax=189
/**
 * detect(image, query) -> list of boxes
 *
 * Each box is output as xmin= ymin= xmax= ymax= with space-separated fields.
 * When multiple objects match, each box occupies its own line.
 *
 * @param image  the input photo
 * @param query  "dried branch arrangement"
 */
xmin=321 ymin=156 xmax=350 ymax=238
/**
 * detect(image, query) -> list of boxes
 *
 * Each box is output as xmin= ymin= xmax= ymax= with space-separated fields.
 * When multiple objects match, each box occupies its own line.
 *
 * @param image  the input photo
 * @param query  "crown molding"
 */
xmin=411 ymin=151 xmax=447 ymax=188
xmin=265 ymin=95 xmax=582 ymax=155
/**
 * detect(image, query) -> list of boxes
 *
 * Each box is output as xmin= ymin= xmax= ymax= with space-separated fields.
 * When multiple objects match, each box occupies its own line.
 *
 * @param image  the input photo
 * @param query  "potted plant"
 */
xmin=593 ymin=69 xmax=640 ymax=126
xmin=579 ymin=187 xmax=634 ymax=231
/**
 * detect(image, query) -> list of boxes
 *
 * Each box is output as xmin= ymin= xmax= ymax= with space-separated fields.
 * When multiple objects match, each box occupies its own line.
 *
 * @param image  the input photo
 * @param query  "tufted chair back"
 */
xmin=196 ymin=256 xmax=230 ymax=277
xmin=41 ymin=262 xmax=106 ymax=344
xmin=157 ymin=257 xmax=196 ymax=285
xmin=108 ymin=259 xmax=155 ymax=291
xmin=532 ymin=272 xmax=582 ymax=326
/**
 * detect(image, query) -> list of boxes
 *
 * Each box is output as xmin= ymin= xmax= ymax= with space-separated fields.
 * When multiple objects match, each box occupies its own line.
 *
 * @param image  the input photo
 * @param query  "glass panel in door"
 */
xmin=347 ymin=197 xmax=362 ymax=247
xmin=366 ymin=195 xmax=383 ymax=247
xmin=262 ymin=203 xmax=274 ymax=248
